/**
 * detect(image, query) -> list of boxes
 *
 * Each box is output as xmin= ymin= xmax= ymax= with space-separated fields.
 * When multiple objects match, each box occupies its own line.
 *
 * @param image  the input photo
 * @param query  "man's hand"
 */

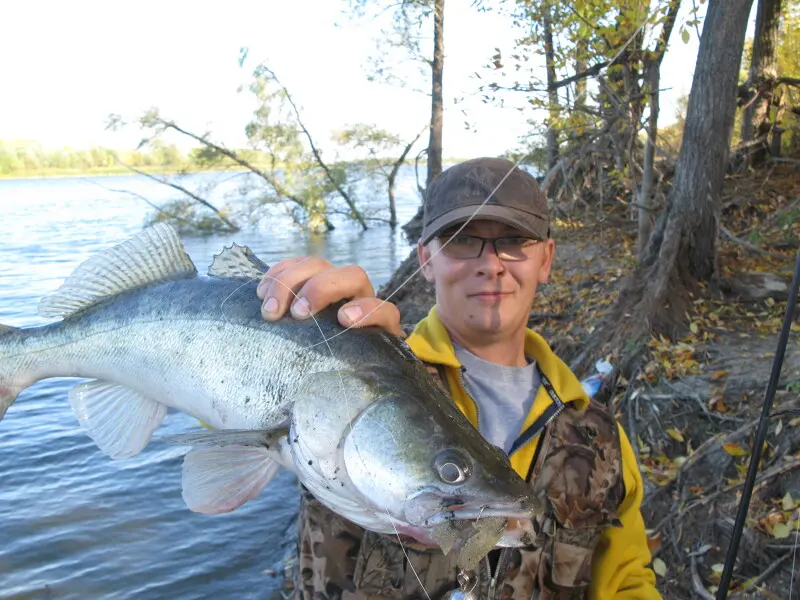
xmin=256 ymin=256 xmax=405 ymax=338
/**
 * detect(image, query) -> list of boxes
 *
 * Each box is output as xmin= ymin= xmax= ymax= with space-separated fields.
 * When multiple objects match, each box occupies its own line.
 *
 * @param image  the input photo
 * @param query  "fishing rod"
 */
xmin=716 ymin=249 xmax=800 ymax=599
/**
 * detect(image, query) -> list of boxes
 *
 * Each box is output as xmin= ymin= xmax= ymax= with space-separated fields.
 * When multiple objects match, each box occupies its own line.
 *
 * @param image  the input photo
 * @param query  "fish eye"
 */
xmin=434 ymin=450 xmax=471 ymax=484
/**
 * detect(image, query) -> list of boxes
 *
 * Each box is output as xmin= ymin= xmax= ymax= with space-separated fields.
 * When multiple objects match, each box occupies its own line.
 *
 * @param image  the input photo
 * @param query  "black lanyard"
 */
xmin=507 ymin=368 xmax=565 ymax=458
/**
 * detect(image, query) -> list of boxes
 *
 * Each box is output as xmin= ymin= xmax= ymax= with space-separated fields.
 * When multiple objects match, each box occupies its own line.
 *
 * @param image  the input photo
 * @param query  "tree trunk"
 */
xmin=574 ymin=38 xmax=588 ymax=111
xmin=741 ymin=0 xmax=783 ymax=166
xmin=637 ymin=61 xmax=660 ymax=254
xmin=388 ymin=128 xmax=425 ymax=229
xmin=587 ymin=0 xmax=755 ymax=368
xmin=426 ymin=0 xmax=445 ymax=188
xmin=542 ymin=2 xmax=560 ymax=170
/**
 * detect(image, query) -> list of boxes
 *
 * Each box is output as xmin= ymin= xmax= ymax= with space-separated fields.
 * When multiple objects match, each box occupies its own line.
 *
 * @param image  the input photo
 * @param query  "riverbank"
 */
xmin=0 ymin=164 xmax=249 ymax=181
xmin=0 ymin=156 xmax=485 ymax=181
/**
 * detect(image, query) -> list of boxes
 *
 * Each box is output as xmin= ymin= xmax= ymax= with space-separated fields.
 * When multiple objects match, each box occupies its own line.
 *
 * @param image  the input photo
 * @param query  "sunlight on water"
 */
xmin=0 ymin=171 xmax=420 ymax=599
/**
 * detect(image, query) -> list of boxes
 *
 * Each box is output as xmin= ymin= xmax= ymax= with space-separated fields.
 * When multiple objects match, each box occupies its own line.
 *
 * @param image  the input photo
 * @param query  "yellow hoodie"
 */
xmin=406 ymin=306 xmax=661 ymax=600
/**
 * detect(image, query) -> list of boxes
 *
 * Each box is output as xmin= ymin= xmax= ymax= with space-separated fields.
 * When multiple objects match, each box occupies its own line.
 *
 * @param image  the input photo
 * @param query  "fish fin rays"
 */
xmin=163 ymin=427 xmax=288 ymax=450
xmin=0 ymin=382 xmax=21 ymax=422
xmin=180 ymin=445 xmax=281 ymax=514
xmin=0 ymin=324 xmax=23 ymax=421
xmin=38 ymin=223 xmax=197 ymax=319
xmin=68 ymin=380 xmax=167 ymax=459
xmin=207 ymin=243 xmax=269 ymax=281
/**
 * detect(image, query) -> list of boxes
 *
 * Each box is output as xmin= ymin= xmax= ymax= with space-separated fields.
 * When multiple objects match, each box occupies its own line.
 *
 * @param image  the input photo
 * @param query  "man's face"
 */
xmin=417 ymin=219 xmax=555 ymax=345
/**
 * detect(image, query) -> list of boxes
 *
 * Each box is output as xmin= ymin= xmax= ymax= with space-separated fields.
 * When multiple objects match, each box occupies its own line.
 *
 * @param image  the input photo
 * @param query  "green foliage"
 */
xmin=0 ymin=139 xmax=189 ymax=177
xmin=777 ymin=2 xmax=800 ymax=156
xmin=737 ymin=0 xmax=800 ymax=156
xmin=123 ymin=56 xmax=415 ymax=233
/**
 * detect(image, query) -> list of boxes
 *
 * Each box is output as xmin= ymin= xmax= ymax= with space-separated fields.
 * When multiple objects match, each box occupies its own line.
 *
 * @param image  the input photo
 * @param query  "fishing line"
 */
xmin=214 ymin=10 xmax=664 ymax=595
xmin=219 ymin=279 xmax=262 ymax=324
xmin=716 ymin=250 xmax=800 ymax=599
xmin=300 ymin=7 xmax=661 ymax=352
xmin=790 ymin=507 xmax=799 ymax=600
xmin=248 ymin=274 xmax=433 ymax=600
xmin=217 ymin=257 xmax=315 ymax=324
xmin=300 ymin=153 xmax=528 ymax=351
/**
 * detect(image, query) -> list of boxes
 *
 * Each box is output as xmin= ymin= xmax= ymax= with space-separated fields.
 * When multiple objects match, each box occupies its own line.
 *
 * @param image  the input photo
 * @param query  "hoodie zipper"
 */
xmin=481 ymin=548 xmax=512 ymax=600
xmin=456 ymin=366 xmax=561 ymax=598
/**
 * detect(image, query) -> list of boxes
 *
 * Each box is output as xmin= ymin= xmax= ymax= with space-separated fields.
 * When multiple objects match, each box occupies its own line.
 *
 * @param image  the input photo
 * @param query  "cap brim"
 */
xmin=420 ymin=204 xmax=549 ymax=245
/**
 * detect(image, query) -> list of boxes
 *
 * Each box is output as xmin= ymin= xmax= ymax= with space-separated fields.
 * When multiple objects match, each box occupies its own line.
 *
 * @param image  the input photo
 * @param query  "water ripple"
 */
xmin=0 ymin=171 xmax=416 ymax=599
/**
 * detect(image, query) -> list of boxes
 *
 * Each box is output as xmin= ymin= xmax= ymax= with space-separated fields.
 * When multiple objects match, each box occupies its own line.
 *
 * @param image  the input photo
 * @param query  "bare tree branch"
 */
xmin=143 ymin=116 xmax=310 ymax=211
xmin=118 ymin=161 xmax=240 ymax=232
xmin=262 ymin=66 xmax=368 ymax=230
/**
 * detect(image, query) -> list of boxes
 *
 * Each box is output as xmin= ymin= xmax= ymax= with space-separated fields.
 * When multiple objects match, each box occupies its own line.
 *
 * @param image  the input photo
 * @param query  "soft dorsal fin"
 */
xmin=38 ymin=223 xmax=197 ymax=318
xmin=207 ymin=242 xmax=269 ymax=281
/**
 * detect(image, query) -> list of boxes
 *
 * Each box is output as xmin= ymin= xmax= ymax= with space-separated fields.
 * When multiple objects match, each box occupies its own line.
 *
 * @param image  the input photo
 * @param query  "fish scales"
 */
xmin=0 ymin=224 xmax=543 ymax=566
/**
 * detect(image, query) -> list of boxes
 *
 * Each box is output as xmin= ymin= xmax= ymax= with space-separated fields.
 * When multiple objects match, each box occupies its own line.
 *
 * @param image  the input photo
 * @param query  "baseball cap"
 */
xmin=419 ymin=157 xmax=550 ymax=245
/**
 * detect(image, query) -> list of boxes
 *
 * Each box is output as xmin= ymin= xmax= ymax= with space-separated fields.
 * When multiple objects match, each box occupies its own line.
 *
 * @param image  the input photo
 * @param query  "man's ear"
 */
xmin=417 ymin=241 xmax=435 ymax=282
xmin=538 ymin=239 xmax=556 ymax=284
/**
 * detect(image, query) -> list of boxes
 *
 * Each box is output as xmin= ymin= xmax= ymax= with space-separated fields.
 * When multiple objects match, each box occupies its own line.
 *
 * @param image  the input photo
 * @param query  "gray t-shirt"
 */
xmin=453 ymin=343 xmax=541 ymax=455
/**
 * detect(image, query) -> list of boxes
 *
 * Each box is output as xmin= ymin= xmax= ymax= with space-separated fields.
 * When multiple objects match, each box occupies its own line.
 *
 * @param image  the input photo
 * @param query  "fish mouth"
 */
xmin=405 ymin=490 xmax=541 ymax=528
xmin=421 ymin=505 xmax=535 ymax=527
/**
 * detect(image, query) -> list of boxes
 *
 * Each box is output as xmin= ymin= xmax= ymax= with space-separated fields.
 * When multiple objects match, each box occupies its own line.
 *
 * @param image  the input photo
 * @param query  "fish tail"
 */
xmin=0 ymin=324 xmax=23 ymax=420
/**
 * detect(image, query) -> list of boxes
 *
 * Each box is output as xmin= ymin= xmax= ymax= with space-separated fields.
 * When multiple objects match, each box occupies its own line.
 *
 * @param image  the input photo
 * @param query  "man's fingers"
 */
xmin=337 ymin=298 xmax=405 ymax=338
xmin=291 ymin=265 xmax=374 ymax=320
xmin=258 ymin=257 xmax=333 ymax=320
xmin=256 ymin=257 xmax=307 ymax=299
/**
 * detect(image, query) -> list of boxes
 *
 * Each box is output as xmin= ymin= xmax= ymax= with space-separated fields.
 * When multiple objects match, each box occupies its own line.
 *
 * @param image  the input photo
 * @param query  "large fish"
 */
xmin=0 ymin=224 xmax=541 ymax=564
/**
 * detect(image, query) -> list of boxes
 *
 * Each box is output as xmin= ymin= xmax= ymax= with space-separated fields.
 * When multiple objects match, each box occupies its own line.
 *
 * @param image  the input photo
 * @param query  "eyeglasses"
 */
xmin=436 ymin=233 xmax=542 ymax=261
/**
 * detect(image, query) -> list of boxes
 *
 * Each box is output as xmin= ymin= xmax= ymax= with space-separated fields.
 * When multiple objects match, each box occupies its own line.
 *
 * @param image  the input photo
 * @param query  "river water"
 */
xmin=0 ymin=171 xmax=421 ymax=599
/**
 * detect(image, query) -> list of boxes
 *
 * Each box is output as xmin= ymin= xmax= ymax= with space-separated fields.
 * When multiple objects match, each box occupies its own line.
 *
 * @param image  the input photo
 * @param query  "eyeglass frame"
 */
xmin=435 ymin=232 xmax=546 ymax=261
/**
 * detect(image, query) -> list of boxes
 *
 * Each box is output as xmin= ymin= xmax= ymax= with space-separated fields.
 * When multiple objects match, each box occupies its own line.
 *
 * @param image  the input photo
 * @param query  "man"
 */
xmin=257 ymin=157 xmax=661 ymax=599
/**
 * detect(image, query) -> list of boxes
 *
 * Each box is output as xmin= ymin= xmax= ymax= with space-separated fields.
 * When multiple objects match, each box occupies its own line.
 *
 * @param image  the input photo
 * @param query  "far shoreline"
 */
xmin=0 ymin=165 xmax=249 ymax=181
xmin=0 ymin=157 xmax=488 ymax=182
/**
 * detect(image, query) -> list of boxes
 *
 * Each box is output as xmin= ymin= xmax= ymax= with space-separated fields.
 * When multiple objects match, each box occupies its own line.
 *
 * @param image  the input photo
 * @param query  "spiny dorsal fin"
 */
xmin=208 ymin=242 xmax=269 ymax=281
xmin=38 ymin=223 xmax=197 ymax=318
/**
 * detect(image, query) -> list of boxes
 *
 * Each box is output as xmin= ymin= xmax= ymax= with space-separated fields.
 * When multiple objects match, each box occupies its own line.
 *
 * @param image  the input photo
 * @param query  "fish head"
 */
xmin=340 ymin=365 xmax=542 ymax=547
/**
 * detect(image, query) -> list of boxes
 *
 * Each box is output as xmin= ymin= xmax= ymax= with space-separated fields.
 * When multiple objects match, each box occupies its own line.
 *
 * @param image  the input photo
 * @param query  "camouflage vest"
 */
xmin=290 ymin=363 xmax=624 ymax=600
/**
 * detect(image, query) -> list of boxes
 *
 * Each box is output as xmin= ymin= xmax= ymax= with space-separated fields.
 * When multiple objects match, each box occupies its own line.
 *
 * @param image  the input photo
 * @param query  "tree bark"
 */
xmin=388 ymin=127 xmax=425 ymax=229
xmin=588 ymin=0 xmax=755 ymax=368
xmin=426 ymin=0 xmax=444 ymax=188
xmin=542 ymin=2 xmax=560 ymax=170
xmin=637 ymin=61 xmax=660 ymax=255
xmin=741 ymin=0 xmax=783 ymax=166
xmin=574 ymin=38 xmax=588 ymax=111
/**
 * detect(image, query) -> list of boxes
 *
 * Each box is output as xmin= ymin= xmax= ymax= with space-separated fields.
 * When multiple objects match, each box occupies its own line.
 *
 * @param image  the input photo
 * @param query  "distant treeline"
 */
xmin=0 ymin=140 xmax=277 ymax=177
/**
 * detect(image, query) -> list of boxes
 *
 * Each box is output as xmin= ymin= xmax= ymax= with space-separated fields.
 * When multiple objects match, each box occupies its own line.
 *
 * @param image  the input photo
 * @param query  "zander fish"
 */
xmin=0 ymin=224 xmax=542 ymax=565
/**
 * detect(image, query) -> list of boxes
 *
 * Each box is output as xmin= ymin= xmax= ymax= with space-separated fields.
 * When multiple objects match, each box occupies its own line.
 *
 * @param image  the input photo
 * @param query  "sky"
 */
xmin=0 ymin=0 xmax=752 ymax=160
